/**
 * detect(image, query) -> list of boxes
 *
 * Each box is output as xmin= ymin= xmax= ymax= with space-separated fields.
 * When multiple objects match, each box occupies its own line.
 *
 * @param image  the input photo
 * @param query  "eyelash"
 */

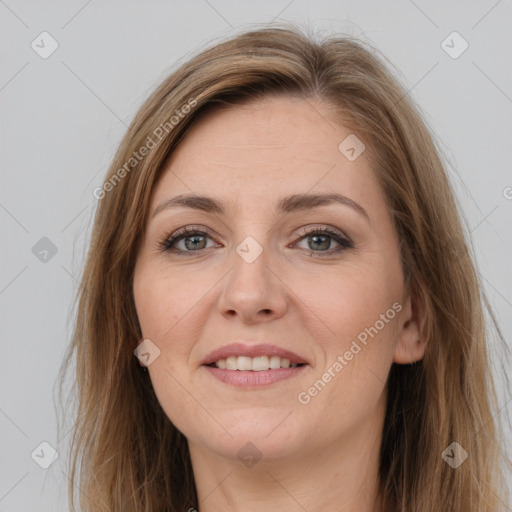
xmin=157 ymin=224 xmax=354 ymax=258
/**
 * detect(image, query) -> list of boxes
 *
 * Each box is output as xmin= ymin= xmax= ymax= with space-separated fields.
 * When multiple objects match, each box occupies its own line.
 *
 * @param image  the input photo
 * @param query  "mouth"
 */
xmin=201 ymin=343 xmax=309 ymax=388
xmin=206 ymin=355 xmax=306 ymax=371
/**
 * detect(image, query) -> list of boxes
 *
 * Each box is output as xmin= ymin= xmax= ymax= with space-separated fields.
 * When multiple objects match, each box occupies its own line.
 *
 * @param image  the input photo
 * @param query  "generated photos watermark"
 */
xmin=297 ymin=302 xmax=403 ymax=405
xmin=93 ymin=97 xmax=197 ymax=200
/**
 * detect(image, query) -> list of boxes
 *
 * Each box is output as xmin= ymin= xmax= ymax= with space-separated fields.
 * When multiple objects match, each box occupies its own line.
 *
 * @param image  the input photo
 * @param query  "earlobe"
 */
xmin=393 ymin=338 xmax=425 ymax=364
xmin=392 ymin=291 xmax=428 ymax=364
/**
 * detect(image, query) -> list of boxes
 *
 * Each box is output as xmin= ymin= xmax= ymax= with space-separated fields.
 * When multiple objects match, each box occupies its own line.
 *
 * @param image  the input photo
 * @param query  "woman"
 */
xmin=58 ymin=24 xmax=511 ymax=511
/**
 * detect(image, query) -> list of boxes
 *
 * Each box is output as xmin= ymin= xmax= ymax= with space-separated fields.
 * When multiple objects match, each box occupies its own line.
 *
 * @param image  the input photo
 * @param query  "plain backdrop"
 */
xmin=0 ymin=1 xmax=511 ymax=510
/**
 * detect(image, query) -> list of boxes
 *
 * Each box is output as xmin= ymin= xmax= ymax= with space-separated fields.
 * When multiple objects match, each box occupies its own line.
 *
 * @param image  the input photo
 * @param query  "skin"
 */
xmin=133 ymin=95 xmax=426 ymax=512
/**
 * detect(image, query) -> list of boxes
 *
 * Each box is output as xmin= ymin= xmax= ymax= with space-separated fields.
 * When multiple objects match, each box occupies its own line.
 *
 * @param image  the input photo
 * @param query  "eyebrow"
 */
xmin=151 ymin=192 xmax=370 ymax=221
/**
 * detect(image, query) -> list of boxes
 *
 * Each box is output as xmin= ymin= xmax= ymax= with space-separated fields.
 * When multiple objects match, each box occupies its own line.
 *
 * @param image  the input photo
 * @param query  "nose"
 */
xmin=216 ymin=241 xmax=288 ymax=324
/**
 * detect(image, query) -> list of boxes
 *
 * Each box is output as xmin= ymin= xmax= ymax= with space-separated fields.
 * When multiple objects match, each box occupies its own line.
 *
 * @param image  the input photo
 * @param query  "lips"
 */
xmin=201 ymin=343 xmax=309 ymax=388
xmin=201 ymin=342 xmax=309 ymax=367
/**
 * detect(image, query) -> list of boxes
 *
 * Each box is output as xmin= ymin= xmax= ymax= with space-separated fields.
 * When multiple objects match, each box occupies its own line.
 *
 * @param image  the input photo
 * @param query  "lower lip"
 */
xmin=203 ymin=365 xmax=308 ymax=388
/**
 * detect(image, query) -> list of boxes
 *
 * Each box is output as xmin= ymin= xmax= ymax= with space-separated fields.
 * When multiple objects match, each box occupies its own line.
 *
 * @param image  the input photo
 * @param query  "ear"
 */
xmin=393 ymin=291 xmax=428 ymax=364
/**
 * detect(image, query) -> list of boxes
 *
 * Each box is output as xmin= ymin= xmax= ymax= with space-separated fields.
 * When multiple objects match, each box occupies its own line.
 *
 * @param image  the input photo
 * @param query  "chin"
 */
xmin=188 ymin=411 xmax=307 ymax=464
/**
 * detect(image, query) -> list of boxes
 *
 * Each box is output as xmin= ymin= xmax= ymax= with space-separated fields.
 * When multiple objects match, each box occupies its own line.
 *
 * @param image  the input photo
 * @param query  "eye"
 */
xmin=158 ymin=224 xmax=354 ymax=257
xmin=293 ymin=226 xmax=353 ymax=257
xmin=158 ymin=225 xmax=219 ymax=256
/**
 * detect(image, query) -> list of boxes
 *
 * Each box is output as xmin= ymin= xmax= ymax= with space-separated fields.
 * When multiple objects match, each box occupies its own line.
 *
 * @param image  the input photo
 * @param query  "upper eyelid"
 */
xmin=166 ymin=223 xmax=350 ymax=241
xmin=296 ymin=224 xmax=350 ymax=238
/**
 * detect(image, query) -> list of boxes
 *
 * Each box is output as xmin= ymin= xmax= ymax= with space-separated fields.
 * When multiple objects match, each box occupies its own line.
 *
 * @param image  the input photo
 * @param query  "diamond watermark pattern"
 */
xmin=338 ymin=134 xmax=366 ymax=161
xmin=441 ymin=441 xmax=468 ymax=468
xmin=31 ymin=441 xmax=58 ymax=469
xmin=441 ymin=31 xmax=469 ymax=59
xmin=236 ymin=236 xmax=263 ymax=263
xmin=134 ymin=338 xmax=161 ymax=366
xmin=237 ymin=441 xmax=262 ymax=468
xmin=31 ymin=32 xmax=59 ymax=59
xmin=32 ymin=237 xmax=58 ymax=263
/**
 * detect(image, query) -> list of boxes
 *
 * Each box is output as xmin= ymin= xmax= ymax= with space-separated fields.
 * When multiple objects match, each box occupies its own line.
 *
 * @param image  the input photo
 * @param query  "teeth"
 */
xmin=238 ymin=356 xmax=252 ymax=371
xmin=252 ymin=356 xmax=269 ymax=371
xmin=226 ymin=356 xmax=237 ymax=370
xmin=213 ymin=356 xmax=301 ymax=371
xmin=269 ymin=355 xmax=281 ymax=369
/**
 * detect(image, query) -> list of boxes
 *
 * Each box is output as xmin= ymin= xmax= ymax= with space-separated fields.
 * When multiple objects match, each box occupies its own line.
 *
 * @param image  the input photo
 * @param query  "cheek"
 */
xmin=295 ymin=262 xmax=401 ymax=410
xmin=295 ymin=270 xmax=398 ymax=432
xmin=133 ymin=264 xmax=210 ymax=432
xmin=292 ymin=262 xmax=400 ymax=348
xmin=134 ymin=262 xmax=207 ymax=340
xmin=133 ymin=264 xmax=199 ymax=377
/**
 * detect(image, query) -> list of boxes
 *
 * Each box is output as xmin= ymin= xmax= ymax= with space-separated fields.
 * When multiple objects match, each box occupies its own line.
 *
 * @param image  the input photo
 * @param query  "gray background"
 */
xmin=1 ymin=1 xmax=511 ymax=510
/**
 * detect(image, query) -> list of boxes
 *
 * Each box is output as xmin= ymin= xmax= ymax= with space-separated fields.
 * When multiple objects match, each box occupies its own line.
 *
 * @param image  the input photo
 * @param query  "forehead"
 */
xmin=170 ymin=95 xmax=350 ymax=163
xmin=151 ymin=95 xmax=383 ymax=217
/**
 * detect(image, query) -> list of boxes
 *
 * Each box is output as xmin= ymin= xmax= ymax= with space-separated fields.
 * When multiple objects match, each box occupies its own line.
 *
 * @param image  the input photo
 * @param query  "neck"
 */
xmin=188 ymin=399 xmax=386 ymax=512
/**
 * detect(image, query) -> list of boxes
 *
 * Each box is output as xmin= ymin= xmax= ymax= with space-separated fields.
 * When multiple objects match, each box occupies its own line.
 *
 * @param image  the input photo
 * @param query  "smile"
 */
xmin=209 ymin=355 xmax=304 ymax=371
xmin=203 ymin=359 xmax=308 ymax=388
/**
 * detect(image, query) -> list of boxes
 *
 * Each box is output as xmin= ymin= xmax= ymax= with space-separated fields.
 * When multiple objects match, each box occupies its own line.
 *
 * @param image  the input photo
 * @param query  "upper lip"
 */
xmin=202 ymin=343 xmax=309 ymax=366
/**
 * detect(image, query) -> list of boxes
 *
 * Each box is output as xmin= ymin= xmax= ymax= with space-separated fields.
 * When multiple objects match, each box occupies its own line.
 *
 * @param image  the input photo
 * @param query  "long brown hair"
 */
xmin=57 ymin=23 xmax=511 ymax=511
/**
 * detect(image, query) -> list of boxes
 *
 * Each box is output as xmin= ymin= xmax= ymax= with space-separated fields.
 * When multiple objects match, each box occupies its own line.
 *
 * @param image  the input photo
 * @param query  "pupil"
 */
xmin=185 ymin=235 xmax=206 ymax=250
xmin=310 ymin=234 xmax=329 ymax=250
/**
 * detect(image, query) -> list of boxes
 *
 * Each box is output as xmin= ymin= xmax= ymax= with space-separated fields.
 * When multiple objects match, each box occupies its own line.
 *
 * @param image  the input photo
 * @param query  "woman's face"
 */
xmin=133 ymin=95 xmax=423 ymax=465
